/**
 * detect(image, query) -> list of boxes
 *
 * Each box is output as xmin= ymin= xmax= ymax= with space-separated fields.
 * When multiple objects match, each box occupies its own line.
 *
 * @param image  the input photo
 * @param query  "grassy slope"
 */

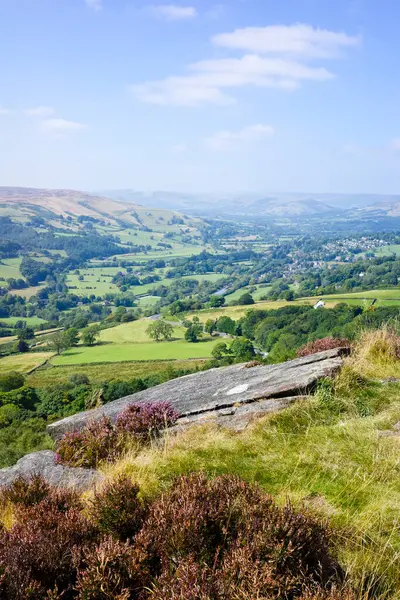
xmin=28 ymin=358 xmax=208 ymax=387
xmin=50 ymin=319 xmax=217 ymax=365
xmin=66 ymin=271 xmax=224 ymax=298
xmin=0 ymin=352 xmax=54 ymax=374
xmin=103 ymin=337 xmax=400 ymax=597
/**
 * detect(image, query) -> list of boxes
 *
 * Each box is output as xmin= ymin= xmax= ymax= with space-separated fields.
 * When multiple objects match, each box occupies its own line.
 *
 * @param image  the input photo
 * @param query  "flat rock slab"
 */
xmin=0 ymin=451 xmax=104 ymax=491
xmin=48 ymin=349 xmax=343 ymax=441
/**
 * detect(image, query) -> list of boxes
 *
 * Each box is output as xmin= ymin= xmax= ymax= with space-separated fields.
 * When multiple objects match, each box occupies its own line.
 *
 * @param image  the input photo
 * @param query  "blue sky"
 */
xmin=0 ymin=0 xmax=399 ymax=194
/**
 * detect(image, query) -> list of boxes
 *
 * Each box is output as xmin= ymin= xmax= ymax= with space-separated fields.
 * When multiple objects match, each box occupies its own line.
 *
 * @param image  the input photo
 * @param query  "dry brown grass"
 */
xmin=348 ymin=326 xmax=400 ymax=379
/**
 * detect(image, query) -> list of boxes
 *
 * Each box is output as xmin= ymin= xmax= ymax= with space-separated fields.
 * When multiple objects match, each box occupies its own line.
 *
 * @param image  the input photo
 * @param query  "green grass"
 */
xmin=66 ymin=270 xmax=224 ymax=298
xmin=0 ymin=316 xmax=46 ymax=327
xmin=0 ymin=258 xmax=22 ymax=285
xmin=0 ymin=352 xmax=54 ymax=374
xmin=302 ymin=289 xmax=400 ymax=307
xmin=27 ymin=358 xmax=207 ymax=387
xmin=225 ymin=284 xmax=272 ymax=303
xmin=375 ymin=244 xmax=400 ymax=256
xmin=51 ymin=339 xmax=216 ymax=365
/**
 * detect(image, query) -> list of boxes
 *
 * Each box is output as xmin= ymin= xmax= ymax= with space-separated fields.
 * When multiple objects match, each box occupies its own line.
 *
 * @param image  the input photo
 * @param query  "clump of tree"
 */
xmin=147 ymin=320 xmax=174 ymax=342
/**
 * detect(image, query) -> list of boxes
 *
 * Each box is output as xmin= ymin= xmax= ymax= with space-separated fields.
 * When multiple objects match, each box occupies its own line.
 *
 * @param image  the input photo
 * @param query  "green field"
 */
xmin=0 ymin=316 xmax=46 ymax=327
xmin=51 ymin=340 xmax=216 ymax=365
xmin=375 ymin=244 xmax=400 ymax=256
xmin=305 ymin=289 xmax=400 ymax=307
xmin=49 ymin=319 xmax=216 ymax=365
xmin=0 ymin=258 xmax=23 ymax=286
xmin=0 ymin=352 xmax=54 ymax=374
xmin=66 ymin=270 xmax=224 ymax=298
xmin=225 ymin=284 xmax=272 ymax=303
xmin=28 ymin=358 xmax=207 ymax=386
xmin=8 ymin=284 xmax=46 ymax=299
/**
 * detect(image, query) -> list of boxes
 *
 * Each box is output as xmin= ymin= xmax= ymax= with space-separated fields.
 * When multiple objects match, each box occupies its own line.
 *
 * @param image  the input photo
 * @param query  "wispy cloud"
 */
xmin=85 ymin=0 xmax=102 ymax=12
xmin=146 ymin=4 xmax=197 ymax=21
xmin=41 ymin=118 xmax=87 ymax=138
xmin=131 ymin=53 xmax=333 ymax=107
xmin=0 ymin=107 xmax=10 ymax=116
xmin=131 ymin=23 xmax=359 ymax=107
xmin=206 ymin=124 xmax=274 ymax=151
xmin=212 ymin=24 xmax=361 ymax=58
xmin=24 ymin=106 xmax=55 ymax=117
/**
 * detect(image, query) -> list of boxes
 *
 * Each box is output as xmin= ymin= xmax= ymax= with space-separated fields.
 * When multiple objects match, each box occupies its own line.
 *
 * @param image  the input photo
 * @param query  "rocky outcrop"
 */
xmin=0 ymin=451 xmax=104 ymax=491
xmin=48 ymin=349 xmax=344 ymax=440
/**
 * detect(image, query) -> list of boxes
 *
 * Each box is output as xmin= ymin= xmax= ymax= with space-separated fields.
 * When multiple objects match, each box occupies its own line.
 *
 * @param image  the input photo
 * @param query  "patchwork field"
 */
xmin=66 ymin=270 xmax=225 ymax=298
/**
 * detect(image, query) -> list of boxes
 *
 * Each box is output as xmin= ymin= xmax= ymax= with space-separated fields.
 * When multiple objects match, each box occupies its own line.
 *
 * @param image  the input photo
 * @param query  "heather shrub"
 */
xmin=137 ymin=474 xmax=344 ymax=598
xmin=0 ymin=474 xmax=50 ymax=508
xmin=297 ymin=337 xmax=350 ymax=358
xmin=75 ymin=536 xmax=150 ymax=600
xmin=115 ymin=402 xmax=179 ymax=442
xmin=0 ymin=499 xmax=96 ymax=599
xmin=56 ymin=417 xmax=120 ymax=469
xmin=88 ymin=475 xmax=147 ymax=540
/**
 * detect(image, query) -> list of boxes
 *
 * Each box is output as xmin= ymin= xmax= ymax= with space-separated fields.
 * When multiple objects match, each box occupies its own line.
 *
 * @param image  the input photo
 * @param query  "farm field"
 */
xmin=0 ymin=258 xmax=22 ymax=285
xmin=51 ymin=339 xmax=216 ymax=365
xmin=374 ymin=244 xmax=400 ymax=256
xmin=48 ymin=319 xmax=216 ymax=366
xmin=304 ymin=289 xmax=400 ymax=307
xmin=0 ymin=352 xmax=54 ymax=374
xmin=66 ymin=271 xmax=225 ymax=298
xmin=0 ymin=316 xmax=46 ymax=326
xmin=8 ymin=285 xmax=46 ymax=299
xmin=225 ymin=284 xmax=272 ymax=303
xmin=28 ymin=358 xmax=207 ymax=387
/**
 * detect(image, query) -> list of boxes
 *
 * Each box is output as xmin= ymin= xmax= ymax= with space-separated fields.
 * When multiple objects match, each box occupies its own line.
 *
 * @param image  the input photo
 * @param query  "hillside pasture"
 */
xmin=28 ymin=358 xmax=208 ymax=387
xmin=0 ymin=258 xmax=23 ymax=286
xmin=0 ymin=352 xmax=54 ymax=374
xmin=51 ymin=339 xmax=216 ymax=365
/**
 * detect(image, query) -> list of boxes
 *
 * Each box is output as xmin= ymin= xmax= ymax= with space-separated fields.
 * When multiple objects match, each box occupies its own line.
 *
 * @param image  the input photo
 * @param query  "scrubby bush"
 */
xmin=297 ymin=337 xmax=351 ymax=357
xmin=0 ymin=474 xmax=50 ymax=508
xmin=0 ymin=494 xmax=95 ymax=598
xmin=88 ymin=475 xmax=146 ymax=540
xmin=0 ymin=371 xmax=25 ymax=393
xmin=75 ymin=536 xmax=150 ymax=599
xmin=137 ymin=474 xmax=344 ymax=599
xmin=116 ymin=402 xmax=179 ymax=441
xmin=56 ymin=417 xmax=119 ymax=469
xmin=69 ymin=373 xmax=90 ymax=386
xmin=0 ymin=473 xmax=352 ymax=599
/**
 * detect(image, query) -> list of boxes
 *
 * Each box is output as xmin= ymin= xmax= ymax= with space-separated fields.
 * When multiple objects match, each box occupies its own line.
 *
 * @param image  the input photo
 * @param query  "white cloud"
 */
xmin=131 ymin=23 xmax=358 ymax=107
xmin=212 ymin=24 xmax=361 ymax=58
xmin=131 ymin=53 xmax=333 ymax=107
xmin=206 ymin=124 xmax=274 ymax=151
xmin=0 ymin=107 xmax=10 ymax=115
xmin=24 ymin=106 xmax=55 ymax=117
xmin=41 ymin=118 xmax=87 ymax=137
xmin=147 ymin=5 xmax=197 ymax=21
xmin=85 ymin=0 xmax=102 ymax=12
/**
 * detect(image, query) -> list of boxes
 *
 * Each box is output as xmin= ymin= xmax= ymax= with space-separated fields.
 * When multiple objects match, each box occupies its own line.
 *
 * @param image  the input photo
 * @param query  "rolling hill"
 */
xmin=0 ymin=187 xmax=205 ymax=232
